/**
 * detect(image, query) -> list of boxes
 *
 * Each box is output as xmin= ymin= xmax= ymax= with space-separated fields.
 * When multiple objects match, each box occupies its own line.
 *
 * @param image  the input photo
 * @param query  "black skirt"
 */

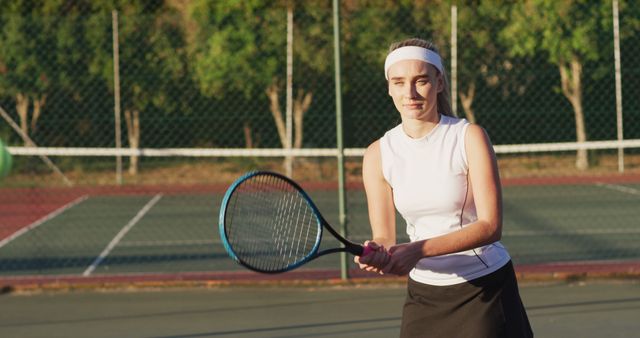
xmin=400 ymin=261 xmax=533 ymax=338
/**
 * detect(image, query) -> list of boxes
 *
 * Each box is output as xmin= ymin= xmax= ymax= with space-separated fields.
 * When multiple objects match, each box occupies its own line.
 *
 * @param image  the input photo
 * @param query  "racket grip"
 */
xmin=361 ymin=244 xmax=375 ymax=256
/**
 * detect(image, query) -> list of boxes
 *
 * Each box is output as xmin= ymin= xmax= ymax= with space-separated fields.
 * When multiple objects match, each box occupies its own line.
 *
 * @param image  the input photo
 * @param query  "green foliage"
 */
xmin=294 ymin=1 xmax=334 ymax=75
xmin=341 ymin=1 xmax=405 ymax=66
xmin=0 ymin=3 xmax=53 ymax=97
xmin=0 ymin=1 xmax=637 ymax=150
xmin=185 ymin=0 xmax=404 ymax=99
xmin=501 ymin=0 xmax=612 ymax=63
xmin=187 ymin=0 xmax=286 ymax=98
xmin=424 ymin=1 xmax=526 ymax=94
xmin=85 ymin=0 xmax=187 ymax=114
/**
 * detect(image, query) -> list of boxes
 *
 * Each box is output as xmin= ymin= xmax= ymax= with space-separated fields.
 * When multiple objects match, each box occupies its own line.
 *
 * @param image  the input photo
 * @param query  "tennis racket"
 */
xmin=219 ymin=171 xmax=373 ymax=273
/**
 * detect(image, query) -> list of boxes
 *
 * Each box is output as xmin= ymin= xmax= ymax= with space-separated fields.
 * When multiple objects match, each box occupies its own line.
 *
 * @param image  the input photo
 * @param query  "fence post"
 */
xmin=332 ymin=0 xmax=349 ymax=280
xmin=612 ymin=0 xmax=624 ymax=173
xmin=112 ymin=10 xmax=123 ymax=184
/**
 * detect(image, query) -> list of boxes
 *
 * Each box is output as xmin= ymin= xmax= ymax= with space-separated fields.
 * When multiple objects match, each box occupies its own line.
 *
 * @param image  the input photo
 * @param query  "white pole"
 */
xmin=112 ymin=10 xmax=123 ymax=184
xmin=451 ymin=5 xmax=458 ymax=117
xmin=612 ymin=0 xmax=624 ymax=173
xmin=285 ymin=4 xmax=293 ymax=177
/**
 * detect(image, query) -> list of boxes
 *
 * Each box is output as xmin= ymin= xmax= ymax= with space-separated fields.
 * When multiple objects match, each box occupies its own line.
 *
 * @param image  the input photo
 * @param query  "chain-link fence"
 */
xmin=1 ymin=1 xmax=639 ymax=282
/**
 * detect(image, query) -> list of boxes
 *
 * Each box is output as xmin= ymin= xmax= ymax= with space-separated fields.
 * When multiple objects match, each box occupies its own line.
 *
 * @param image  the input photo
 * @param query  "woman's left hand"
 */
xmin=381 ymin=241 xmax=425 ymax=276
xmin=355 ymin=241 xmax=391 ymax=274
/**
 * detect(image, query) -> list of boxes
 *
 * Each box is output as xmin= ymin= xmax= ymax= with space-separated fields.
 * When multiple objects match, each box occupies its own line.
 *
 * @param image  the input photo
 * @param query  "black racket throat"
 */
xmin=318 ymin=219 xmax=364 ymax=257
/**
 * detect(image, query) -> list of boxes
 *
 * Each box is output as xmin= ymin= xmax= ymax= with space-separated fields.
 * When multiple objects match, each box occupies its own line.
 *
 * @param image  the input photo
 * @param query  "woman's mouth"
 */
xmin=404 ymin=103 xmax=423 ymax=109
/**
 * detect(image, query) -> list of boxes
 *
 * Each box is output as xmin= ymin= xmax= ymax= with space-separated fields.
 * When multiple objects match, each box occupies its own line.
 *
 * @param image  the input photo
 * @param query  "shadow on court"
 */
xmin=0 ymin=280 xmax=639 ymax=338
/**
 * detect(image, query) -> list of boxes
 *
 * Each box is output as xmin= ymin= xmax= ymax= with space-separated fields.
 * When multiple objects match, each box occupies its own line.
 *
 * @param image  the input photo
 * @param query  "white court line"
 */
xmin=595 ymin=182 xmax=640 ymax=196
xmin=0 ymin=195 xmax=89 ymax=249
xmin=82 ymin=194 xmax=163 ymax=277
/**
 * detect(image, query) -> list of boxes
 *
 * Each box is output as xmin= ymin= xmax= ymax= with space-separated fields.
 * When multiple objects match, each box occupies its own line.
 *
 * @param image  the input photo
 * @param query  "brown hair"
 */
xmin=388 ymin=38 xmax=455 ymax=117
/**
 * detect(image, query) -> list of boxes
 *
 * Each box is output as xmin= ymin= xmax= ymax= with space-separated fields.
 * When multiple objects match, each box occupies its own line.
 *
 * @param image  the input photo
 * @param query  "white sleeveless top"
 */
xmin=379 ymin=115 xmax=510 ymax=286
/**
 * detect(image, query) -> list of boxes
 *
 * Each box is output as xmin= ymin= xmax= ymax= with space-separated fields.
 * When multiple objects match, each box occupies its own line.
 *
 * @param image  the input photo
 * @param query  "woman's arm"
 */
xmin=354 ymin=140 xmax=396 ymax=272
xmin=383 ymin=124 xmax=503 ymax=275
xmin=363 ymin=140 xmax=397 ymax=248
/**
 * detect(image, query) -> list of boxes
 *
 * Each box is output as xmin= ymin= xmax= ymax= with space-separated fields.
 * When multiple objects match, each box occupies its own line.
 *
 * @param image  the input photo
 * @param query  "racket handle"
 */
xmin=361 ymin=244 xmax=375 ymax=256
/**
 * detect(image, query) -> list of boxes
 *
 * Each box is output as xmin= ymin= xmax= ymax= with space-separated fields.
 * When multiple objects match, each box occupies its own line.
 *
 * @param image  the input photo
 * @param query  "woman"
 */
xmin=356 ymin=38 xmax=533 ymax=338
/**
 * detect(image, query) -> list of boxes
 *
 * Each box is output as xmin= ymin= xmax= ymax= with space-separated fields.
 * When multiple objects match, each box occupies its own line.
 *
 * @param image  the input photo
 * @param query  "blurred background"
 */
xmin=1 ymin=0 xmax=639 ymax=285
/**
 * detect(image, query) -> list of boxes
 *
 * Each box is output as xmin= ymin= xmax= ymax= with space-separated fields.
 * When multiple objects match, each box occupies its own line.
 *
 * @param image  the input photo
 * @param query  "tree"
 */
xmin=0 ymin=1 xmax=62 ymax=145
xmin=86 ymin=0 xmax=187 ymax=175
xmin=502 ymin=0 xmax=614 ymax=170
xmin=425 ymin=1 xmax=528 ymax=124
xmin=186 ymin=0 xmax=332 ymax=151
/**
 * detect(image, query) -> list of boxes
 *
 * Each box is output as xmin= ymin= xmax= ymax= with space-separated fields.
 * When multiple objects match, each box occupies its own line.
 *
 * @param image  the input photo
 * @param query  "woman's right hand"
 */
xmin=354 ymin=241 xmax=391 ymax=274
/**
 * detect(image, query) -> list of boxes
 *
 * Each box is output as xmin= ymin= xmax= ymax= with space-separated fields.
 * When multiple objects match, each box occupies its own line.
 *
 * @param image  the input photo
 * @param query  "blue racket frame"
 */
xmin=218 ymin=171 xmax=364 ymax=273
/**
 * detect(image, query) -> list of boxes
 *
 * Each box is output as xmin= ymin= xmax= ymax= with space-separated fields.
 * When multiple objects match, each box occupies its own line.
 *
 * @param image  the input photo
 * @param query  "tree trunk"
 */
xmin=459 ymin=83 xmax=476 ymax=124
xmin=293 ymin=89 xmax=312 ymax=148
xmin=243 ymin=121 xmax=253 ymax=148
xmin=265 ymin=81 xmax=287 ymax=148
xmin=124 ymin=108 xmax=140 ymax=175
xmin=16 ymin=93 xmax=29 ymax=146
xmin=15 ymin=93 xmax=47 ymax=145
xmin=30 ymin=94 xmax=47 ymax=133
xmin=559 ymin=56 xmax=588 ymax=170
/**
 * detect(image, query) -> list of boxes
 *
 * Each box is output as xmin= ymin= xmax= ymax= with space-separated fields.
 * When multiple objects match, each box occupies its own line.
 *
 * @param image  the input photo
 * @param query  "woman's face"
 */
xmin=387 ymin=59 xmax=443 ymax=122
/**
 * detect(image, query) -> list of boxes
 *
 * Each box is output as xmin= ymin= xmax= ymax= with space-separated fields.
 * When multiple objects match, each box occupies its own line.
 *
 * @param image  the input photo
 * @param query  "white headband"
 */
xmin=384 ymin=46 xmax=444 ymax=79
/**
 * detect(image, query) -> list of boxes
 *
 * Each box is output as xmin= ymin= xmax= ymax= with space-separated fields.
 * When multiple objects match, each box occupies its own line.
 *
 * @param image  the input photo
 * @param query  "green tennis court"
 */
xmin=1 ymin=280 xmax=638 ymax=338
xmin=1 ymin=181 xmax=639 ymax=281
xmin=1 ymin=1 xmax=639 ymax=336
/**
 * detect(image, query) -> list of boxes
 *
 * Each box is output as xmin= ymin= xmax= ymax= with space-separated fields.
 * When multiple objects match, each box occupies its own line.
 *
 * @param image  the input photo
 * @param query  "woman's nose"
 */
xmin=404 ymin=83 xmax=418 ymax=98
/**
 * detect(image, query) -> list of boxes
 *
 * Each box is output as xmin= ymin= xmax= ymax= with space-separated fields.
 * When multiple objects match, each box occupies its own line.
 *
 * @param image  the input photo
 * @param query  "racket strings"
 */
xmin=270 ymin=176 xmax=317 ymax=269
xmin=240 ymin=176 xmax=269 ymax=268
xmin=224 ymin=174 xmax=319 ymax=272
